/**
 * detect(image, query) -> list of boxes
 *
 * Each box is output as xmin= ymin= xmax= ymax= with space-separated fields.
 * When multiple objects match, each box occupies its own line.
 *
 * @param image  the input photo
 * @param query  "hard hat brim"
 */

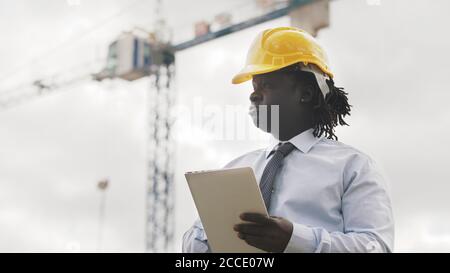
xmin=232 ymin=62 xmax=334 ymax=85
xmin=231 ymin=64 xmax=283 ymax=84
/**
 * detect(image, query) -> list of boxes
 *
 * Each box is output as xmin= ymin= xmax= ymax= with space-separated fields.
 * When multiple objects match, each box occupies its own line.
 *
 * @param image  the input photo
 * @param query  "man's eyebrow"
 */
xmin=254 ymin=76 xmax=276 ymax=87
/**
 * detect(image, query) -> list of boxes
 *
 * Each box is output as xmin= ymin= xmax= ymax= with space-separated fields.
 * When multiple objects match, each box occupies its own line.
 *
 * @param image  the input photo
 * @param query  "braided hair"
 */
xmin=280 ymin=63 xmax=352 ymax=140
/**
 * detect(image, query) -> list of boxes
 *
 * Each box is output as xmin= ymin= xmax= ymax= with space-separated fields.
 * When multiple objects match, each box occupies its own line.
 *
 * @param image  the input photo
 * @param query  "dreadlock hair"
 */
xmin=279 ymin=63 xmax=352 ymax=140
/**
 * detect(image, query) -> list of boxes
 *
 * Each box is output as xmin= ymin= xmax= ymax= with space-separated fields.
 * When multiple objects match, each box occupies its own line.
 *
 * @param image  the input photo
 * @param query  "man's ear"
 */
xmin=298 ymin=85 xmax=314 ymax=103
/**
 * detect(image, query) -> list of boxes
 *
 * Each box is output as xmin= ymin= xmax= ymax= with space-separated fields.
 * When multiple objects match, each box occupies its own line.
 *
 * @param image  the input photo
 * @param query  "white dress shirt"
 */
xmin=182 ymin=128 xmax=394 ymax=253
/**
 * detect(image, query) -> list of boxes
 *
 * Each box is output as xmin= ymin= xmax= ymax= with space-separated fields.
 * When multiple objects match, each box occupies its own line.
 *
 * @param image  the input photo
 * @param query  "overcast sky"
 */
xmin=1 ymin=0 xmax=450 ymax=252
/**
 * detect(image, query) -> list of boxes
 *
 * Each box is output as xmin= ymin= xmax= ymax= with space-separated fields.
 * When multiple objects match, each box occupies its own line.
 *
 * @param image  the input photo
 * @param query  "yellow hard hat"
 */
xmin=232 ymin=26 xmax=334 ymax=84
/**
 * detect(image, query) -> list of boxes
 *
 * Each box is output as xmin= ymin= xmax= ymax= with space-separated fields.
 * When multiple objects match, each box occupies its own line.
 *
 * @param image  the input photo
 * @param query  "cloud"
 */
xmin=1 ymin=0 xmax=450 ymax=252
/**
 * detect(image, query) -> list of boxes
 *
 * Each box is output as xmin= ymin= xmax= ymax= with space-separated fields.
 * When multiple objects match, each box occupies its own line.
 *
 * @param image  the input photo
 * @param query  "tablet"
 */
xmin=185 ymin=167 xmax=268 ymax=253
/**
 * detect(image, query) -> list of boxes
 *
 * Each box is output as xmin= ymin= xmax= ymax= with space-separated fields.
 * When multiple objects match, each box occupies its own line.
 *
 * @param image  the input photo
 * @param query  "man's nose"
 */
xmin=249 ymin=91 xmax=262 ymax=103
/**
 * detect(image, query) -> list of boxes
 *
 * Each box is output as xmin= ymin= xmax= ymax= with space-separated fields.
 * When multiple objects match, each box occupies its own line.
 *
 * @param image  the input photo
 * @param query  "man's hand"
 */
xmin=233 ymin=212 xmax=293 ymax=253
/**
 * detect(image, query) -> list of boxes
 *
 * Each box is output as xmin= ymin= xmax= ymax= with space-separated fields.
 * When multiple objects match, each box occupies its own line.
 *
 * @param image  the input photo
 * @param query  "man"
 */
xmin=183 ymin=27 xmax=394 ymax=253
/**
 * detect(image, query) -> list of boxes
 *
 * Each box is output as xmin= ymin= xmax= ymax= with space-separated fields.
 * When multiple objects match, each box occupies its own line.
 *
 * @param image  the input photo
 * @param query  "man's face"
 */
xmin=249 ymin=71 xmax=305 ymax=136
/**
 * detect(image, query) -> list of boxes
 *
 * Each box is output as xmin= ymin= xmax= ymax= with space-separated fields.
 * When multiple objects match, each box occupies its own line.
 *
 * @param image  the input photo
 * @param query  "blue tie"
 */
xmin=259 ymin=142 xmax=296 ymax=211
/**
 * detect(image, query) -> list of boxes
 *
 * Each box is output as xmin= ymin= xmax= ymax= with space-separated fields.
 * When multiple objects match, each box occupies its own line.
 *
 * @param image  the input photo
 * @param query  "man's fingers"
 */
xmin=240 ymin=212 xmax=273 ymax=224
xmin=241 ymin=234 xmax=271 ymax=252
xmin=234 ymin=223 xmax=267 ymax=236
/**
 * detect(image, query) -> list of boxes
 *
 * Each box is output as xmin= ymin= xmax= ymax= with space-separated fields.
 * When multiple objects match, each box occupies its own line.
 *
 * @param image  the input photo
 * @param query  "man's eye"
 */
xmin=262 ymin=82 xmax=272 ymax=89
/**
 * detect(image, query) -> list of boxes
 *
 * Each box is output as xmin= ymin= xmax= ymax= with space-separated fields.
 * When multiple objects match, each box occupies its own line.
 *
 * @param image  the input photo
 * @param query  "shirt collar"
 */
xmin=265 ymin=128 xmax=323 ymax=158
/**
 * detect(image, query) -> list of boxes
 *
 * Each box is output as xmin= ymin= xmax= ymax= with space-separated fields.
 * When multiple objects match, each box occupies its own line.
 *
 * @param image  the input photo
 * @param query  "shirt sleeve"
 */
xmin=284 ymin=155 xmax=395 ymax=253
xmin=182 ymin=218 xmax=212 ymax=253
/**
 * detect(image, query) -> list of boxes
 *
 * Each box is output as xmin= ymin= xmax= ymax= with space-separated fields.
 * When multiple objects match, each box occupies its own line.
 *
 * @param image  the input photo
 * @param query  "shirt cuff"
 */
xmin=284 ymin=223 xmax=317 ymax=253
xmin=193 ymin=225 xmax=208 ymax=241
xmin=193 ymin=219 xmax=208 ymax=241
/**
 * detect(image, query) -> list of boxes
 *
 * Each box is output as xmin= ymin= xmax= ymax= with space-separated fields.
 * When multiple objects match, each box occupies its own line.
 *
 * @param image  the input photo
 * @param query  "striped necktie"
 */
xmin=259 ymin=142 xmax=296 ymax=211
